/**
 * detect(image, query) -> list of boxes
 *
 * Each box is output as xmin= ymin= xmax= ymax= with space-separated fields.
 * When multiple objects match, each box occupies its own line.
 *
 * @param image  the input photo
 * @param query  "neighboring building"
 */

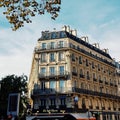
xmin=115 ymin=61 xmax=120 ymax=96
xmin=28 ymin=26 xmax=120 ymax=120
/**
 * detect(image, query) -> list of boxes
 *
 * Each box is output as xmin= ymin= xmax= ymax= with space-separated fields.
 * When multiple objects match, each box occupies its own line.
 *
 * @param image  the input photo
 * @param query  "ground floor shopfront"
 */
xmin=91 ymin=111 xmax=120 ymax=120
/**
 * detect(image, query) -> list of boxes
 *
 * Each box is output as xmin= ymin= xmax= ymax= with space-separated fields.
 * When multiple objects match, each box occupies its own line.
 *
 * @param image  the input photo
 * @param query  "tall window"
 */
xmin=50 ymin=42 xmax=55 ymax=49
xmin=92 ymin=61 xmax=95 ymax=68
xmin=41 ymin=53 xmax=47 ymax=62
xmin=80 ymin=69 xmax=83 ymax=76
xmin=41 ymin=81 xmax=45 ymax=90
xmin=42 ymin=43 xmax=46 ymax=49
xmin=59 ymin=66 xmax=64 ymax=75
xmin=50 ymin=53 xmax=55 ymax=62
xmin=87 ymin=71 xmax=90 ymax=80
xmin=59 ymin=80 xmax=65 ymax=92
xmin=72 ymin=53 xmax=75 ymax=61
xmin=50 ymin=81 xmax=56 ymax=89
xmin=50 ymin=99 xmax=56 ymax=106
xmin=79 ymin=56 xmax=82 ymax=64
xmin=59 ymin=41 xmax=64 ymax=48
xmin=41 ymin=99 xmax=46 ymax=106
xmin=49 ymin=67 xmax=55 ymax=75
xmin=60 ymin=98 xmax=66 ymax=105
xmin=51 ymin=32 xmax=56 ymax=39
xmin=86 ymin=59 xmax=89 ymax=66
xmin=40 ymin=67 xmax=46 ymax=76
xmin=59 ymin=52 xmax=64 ymax=61
xmin=93 ymin=73 xmax=96 ymax=79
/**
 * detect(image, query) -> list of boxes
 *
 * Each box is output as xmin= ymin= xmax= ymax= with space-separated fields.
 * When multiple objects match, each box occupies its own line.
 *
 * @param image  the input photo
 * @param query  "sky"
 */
xmin=0 ymin=0 xmax=120 ymax=79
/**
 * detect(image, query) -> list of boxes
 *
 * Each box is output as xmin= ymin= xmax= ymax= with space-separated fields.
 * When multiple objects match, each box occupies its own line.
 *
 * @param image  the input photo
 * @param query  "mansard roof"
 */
xmin=38 ymin=30 xmax=112 ymax=60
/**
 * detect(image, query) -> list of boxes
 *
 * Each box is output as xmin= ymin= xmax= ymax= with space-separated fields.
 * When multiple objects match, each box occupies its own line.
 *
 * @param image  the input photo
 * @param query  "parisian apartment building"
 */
xmin=28 ymin=26 xmax=120 ymax=120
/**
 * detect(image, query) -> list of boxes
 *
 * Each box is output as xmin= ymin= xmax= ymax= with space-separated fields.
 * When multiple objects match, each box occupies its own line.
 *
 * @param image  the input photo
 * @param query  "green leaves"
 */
xmin=0 ymin=74 xmax=28 ymax=114
xmin=1 ymin=0 xmax=61 ymax=31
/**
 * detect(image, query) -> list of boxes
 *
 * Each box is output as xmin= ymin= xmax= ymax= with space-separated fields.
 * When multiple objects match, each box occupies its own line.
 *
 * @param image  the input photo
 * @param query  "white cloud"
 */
xmin=0 ymin=15 xmax=64 ymax=79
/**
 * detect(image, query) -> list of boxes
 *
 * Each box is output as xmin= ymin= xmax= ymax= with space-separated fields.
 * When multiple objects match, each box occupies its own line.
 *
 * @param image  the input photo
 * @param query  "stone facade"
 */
xmin=28 ymin=26 xmax=120 ymax=120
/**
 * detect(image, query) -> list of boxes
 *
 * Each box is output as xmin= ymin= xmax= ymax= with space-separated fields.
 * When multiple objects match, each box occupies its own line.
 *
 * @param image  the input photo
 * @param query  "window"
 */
xmin=50 ymin=99 xmax=56 ymax=106
xmin=50 ymin=81 xmax=56 ymax=89
xmin=58 ymin=41 xmax=64 ymax=48
xmin=50 ymin=53 xmax=55 ymax=62
xmin=59 ymin=52 xmax=64 ymax=61
xmin=59 ymin=66 xmax=64 ymax=75
xmin=41 ymin=53 xmax=47 ymax=62
xmin=42 ymin=43 xmax=46 ymax=49
xmin=59 ymin=80 xmax=65 ymax=92
xmin=41 ymin=99 xmax=46 ymax=106
xmin=72 ymin=67 xmax=77 ymax=76
xmin=60 ymin=31 xmax=65 ymax=38
xmin=80 ymin=69 xmax=83 ymax=75
xmin=93 ymin=73 xmax=96 ymax=81
xmin=89 ymin=99 xmax=92 ymax=106
xmin=50 ymin=42 xmax=55 ymax=49
xmin=82 ymin=98 xmax=85 ymax=105
xmin=49 ymin=67 xmax=55 ymax=75
xmin=92 ymin=61 xmax=95 ymax=68
xmin=79 ymin=56 xmax=82 ymax=64
xmin=87 ymin=71 xmax=90 ymax=80
xmin=80 ymin=69 xmax=84 ymax=78
xmin=86 ymin=59 xmax=89 ymax=66
xmin=72 ymin=53 xmax=75 ymax=61
xmin=41 ymin=81 xmax=45 ymax=89
xmin=81 ymin=83 xmax=84 ymax=89
xmin=40 ymin=67 xmax=46 ymax=76
xmin=98 ymin=64 xmax=100 ymax=71
xmin=60 ymin=98 xmax=66 ymax=105
xmin=51 ymin=32 xmax=56 ymax=39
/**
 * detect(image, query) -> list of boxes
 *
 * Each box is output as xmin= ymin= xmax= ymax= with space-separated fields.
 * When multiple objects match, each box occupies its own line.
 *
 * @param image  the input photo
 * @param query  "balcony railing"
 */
xmin=93 ymin=78 xmax=97 ymax=82
xmin=72 ymin=71 xmax=78 ymax=76
xmin=80 ymin=74 xmax=85 ymax=78
xmin=31 ymin=87 xmax=71 ymax=96
xmin=39 ymin=71 xmax=69 ymax=79
xmin=105 ymin=81 xmax=109 ymax=85
xmin=35 ymin=42 xmax=115 ymax=67
xmin=96 ymin=106 xmax=99 ymax=109
xmin=31 ymin=87 xmax=120 ymax=100
xmin=99 ymin=79 xmax=103 ymax=83
xmin=72 ymin=87 xmax=120 ymax=100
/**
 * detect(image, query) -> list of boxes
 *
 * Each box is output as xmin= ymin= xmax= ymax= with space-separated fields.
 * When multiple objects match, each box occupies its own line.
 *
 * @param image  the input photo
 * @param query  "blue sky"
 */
xmin=0 ymin=0 xmax=120 ymax=79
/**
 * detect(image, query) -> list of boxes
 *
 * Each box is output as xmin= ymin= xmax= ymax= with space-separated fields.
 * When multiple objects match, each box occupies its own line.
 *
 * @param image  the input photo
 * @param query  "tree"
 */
xmin=0 ymin=74 xmax=28 ymax=116
xmin=0 ymin=0 xmax=61 ymax=31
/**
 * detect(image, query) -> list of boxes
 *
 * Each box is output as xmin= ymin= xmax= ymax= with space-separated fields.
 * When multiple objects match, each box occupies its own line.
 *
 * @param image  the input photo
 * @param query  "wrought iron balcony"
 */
xmin=31 ymin=87 xmax=70 ymax=96
xmin=34 ymin=43 xmax=69 ymax=52
xmin=87 ymin=76 xmax=90 ymax=80
xmin=96 ymin=106 xmax=99 ymax=109
xmin=35 ymin=40 xmax=115 ymax=67
xmin=72 ymin=71 xmax=78 ymax=76
xmin=89 ymin=105 xmax=93 ymax=109
xmin=72 ymin=87 xmax=120 ymax=100
xmin=99 ymin=79 xmax=103 ymax=83
xmin=110 ymin=83 xmax=113 ymax=86
xmin=31 ymin=88 xmax=57 ymax=96
xmin=105 ymin=81 xmax=109 ymax=85
xmin=93 ymin=78 xmax=97 ymax=82
xmin=39 ymin=71 xmax=69 ymax=80
xmin=79 ymin=74 xmax=85 ymax=78
xmin=102 ymin=107 xmax=105 ymax=110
